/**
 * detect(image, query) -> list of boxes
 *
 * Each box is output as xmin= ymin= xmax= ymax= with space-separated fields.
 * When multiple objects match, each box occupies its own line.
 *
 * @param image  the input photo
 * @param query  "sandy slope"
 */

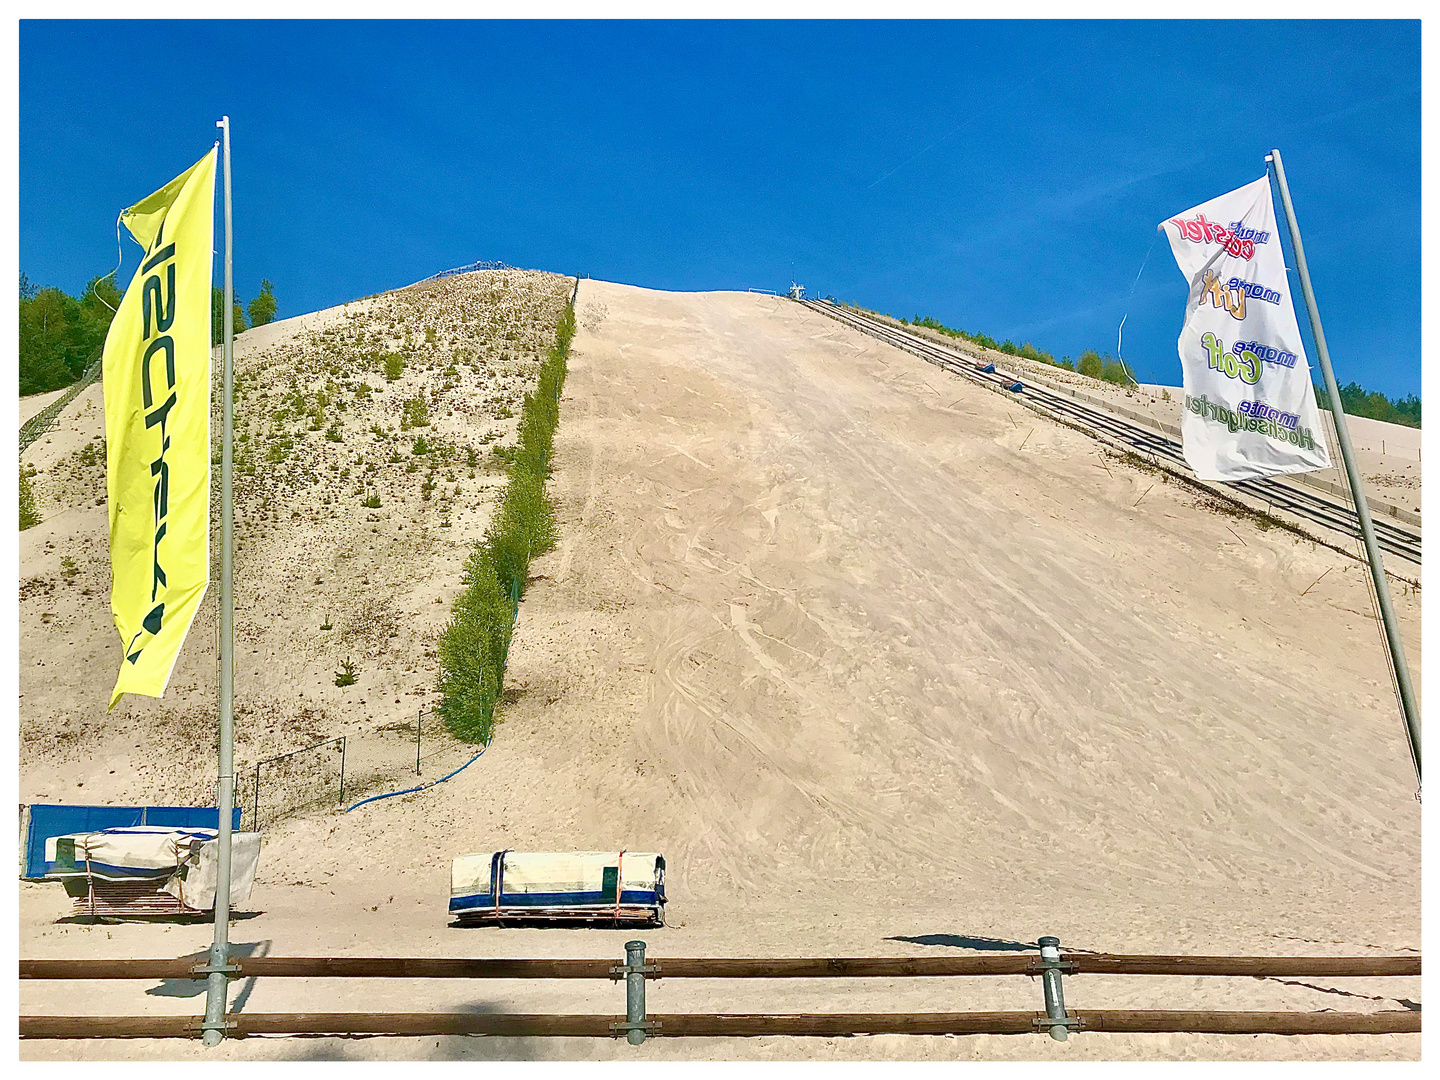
xmin=19 ymin=386 xmax=72 ymax=426
xmin=888 ymin=315 xmax=1422 ymax=513
xmin=19 ymin=281 xmax=1420 ymax=1060
xmin=18 ymin=269 xmax=572 ymax=812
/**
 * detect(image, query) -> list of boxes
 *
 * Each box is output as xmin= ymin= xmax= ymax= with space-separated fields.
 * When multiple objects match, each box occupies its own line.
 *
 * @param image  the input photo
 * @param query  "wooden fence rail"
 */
xmin=18 ymin=945 xmax=1421 ymax=1043
xmin=18 ymin=953 xmax=1421 ymax=981
xmin=18 ymin=1010 xmax=1421 ymax=1040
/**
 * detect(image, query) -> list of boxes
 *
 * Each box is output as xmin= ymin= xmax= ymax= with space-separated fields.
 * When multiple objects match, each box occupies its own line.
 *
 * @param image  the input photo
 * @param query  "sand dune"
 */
xmin=19 ymin=280 xmax=1420 ymax=1060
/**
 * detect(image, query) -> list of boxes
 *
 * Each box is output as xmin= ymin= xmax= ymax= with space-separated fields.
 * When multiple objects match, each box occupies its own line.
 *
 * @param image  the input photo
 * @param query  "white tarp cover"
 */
xmin=162 ymin=832 xmax=261 ymax=909
xmin=45 ymin=826 xmax=215 ymax=880
xmin=44 ymin=826 xmax=260 ymax=909
xmin=451 ymin=851 xmax=663 ymax=905
xmin=1160 ymin=175 xmax=1331 ymax=482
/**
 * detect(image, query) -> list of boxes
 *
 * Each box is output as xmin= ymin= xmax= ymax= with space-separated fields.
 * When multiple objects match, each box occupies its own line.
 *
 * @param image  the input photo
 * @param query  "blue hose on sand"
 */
xmin=345 ymin=734 xmax=494 ymax=813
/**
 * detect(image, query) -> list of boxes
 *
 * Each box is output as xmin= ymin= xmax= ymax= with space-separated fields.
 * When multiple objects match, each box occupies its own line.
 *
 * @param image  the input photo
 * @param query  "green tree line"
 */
xmin=19 ymin=272 xmax=278 ymax=396
xmin=18 ymin=272 xmax=122 ymax=395
xmin=899 ymin=309 xmax=1420 ymax=426
xmin=1312 ymin=380 xmax=1419 ymax=429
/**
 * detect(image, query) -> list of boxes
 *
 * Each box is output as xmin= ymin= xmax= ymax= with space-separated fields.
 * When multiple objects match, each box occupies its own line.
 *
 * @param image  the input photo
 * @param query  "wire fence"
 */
xmin=248 ymin=738 xmax=346 ymax=833
xmin=245 ymin=711 xmax=483 ymax=831
xmin=412 ymin=260 xmax=513 ymax=286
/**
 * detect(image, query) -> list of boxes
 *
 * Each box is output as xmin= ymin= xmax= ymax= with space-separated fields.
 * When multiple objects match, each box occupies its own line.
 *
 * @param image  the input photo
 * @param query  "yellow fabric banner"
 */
xmin=104 ymin=148 xmax=216 ymax=709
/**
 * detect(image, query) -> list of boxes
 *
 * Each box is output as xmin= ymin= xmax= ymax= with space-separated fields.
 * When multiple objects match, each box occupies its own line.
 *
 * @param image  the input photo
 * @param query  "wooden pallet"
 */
xmin=453 ymin=904 xmax=664 ymax=927
xmin=65 ymin=878 xmax=206 ymax=919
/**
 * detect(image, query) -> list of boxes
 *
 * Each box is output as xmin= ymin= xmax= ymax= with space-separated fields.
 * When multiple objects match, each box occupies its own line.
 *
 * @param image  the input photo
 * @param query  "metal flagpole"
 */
xmin=202 ymin=115 xmax=238 ymax=1046
xmin=1267 ymin=148 xmax=1421 ymax=789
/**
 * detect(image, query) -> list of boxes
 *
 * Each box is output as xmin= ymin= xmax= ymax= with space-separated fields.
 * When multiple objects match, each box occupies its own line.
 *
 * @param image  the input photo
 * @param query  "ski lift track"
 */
xmin=801 ymin=300 xmax=1421 ymax=568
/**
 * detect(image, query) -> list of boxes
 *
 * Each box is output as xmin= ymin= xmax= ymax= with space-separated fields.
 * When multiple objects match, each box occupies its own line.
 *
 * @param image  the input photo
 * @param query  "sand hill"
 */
xmin=19 ymin=279 xmax=1420 ymax=1061
xmin=19 ymin=269 xmax=572 ymax=812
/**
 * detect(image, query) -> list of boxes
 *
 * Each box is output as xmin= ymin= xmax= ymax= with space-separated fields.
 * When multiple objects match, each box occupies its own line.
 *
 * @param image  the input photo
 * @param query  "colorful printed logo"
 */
xmin=1226 ymin=277 xmax=1282 ymax=305
xmin=1167 ymin=213 xmax=1258 ymax=260
xmin=1231 ymin=339 xmax=1297 ymax=369
xmin=1200 ymin=331 xmax=1261 ymax=385
xmin=1226 ymin=220 xmax=1270 ymax=245
xmin=1186 ymin=394 xmax=1317 ymax=449
xmin=1197 ymin=270 xmax=1247 ymax=320
xmin=1237 ymin=399 xmax=1299 ymax=429
xmin=129 ymin=222 xmax=179 ymax=666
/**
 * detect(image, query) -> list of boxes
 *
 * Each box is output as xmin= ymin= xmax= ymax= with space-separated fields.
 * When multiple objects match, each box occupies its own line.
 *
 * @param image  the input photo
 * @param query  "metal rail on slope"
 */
xmin=19 ymin=353 xmax=104 ymax=455
xmin=802 ymin=301 xmax=1420 ymax=566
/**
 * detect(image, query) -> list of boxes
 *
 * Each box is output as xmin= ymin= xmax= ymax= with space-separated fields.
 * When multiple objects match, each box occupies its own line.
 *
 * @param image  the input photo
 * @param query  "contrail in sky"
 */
xmin=866 ymin=76 xmax=1040 ymax=191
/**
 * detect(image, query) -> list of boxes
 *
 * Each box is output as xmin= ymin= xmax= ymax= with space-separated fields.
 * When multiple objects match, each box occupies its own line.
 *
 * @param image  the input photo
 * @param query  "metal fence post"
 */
xmin=338 ymin=737 xmax=347 ymax=806
xmin=609 ymin=939 xmax=655 ymax=1045
xmin=625 ymin=940 xmax=647 ymax=1045
xmin=1036 ymin=935 xmax=1076 ymax=1042
xmin=416 ymin=711 xmax=422 ymax=776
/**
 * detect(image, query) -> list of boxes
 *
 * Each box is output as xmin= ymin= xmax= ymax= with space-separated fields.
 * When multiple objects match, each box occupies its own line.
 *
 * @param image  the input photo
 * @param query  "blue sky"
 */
xmin=20 ymin=19 xmax=1421 ymax=396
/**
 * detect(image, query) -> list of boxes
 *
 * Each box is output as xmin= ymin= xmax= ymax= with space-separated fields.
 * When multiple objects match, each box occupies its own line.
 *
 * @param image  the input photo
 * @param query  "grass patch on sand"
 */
xmin=436 ymin=295 xmax=576 ymax=742
xmin=19 ymin=466 xmax=40 ymax=530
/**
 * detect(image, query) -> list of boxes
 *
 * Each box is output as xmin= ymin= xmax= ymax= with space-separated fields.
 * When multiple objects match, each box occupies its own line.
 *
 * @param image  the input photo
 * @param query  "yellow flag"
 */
xmin=104 ymin=148 xmax=216 ymax=709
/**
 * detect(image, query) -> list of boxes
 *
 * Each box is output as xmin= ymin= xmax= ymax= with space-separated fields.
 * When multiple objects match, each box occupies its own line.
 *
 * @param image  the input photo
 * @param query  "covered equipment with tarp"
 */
xmin=450 ymin=850 xmax=665 ymax=926
xmin=44 ymin=826 xmax=261 ymax=917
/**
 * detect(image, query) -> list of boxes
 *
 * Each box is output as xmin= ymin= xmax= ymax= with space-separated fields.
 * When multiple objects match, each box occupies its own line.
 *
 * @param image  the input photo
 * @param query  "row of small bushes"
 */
xmin=435 ymin=298 xmax=577 ymax=743
xmin=897 ymin=313 xmax=1135 ymax=385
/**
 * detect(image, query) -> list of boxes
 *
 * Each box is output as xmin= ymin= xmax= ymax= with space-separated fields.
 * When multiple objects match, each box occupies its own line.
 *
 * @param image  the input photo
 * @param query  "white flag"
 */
xmin=1160 ymin=176 xmax=1330 ymax=482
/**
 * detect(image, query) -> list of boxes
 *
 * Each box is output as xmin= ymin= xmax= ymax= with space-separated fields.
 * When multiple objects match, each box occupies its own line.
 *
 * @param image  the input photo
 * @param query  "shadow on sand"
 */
xmin=145 ymin=939 xmax=272 ymax=1012
xmin=885 ymin=933 xmax=1035 ymax=952
xmin=58 ymin=910 xmax=264 ymax=927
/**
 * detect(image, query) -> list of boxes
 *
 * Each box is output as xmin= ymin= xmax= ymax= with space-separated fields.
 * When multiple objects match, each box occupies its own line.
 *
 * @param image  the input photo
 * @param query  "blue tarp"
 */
xmin=20 ymin=804 xmax=242 ymax=880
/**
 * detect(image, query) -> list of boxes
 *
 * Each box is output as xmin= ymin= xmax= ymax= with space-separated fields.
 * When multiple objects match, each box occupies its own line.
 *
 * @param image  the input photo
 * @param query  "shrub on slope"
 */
xmin=436 ymin=294 xmax=575 ymax=743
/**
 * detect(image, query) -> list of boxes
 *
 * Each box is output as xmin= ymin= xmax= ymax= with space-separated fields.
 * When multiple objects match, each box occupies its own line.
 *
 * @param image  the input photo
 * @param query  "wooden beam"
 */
xmin=1070 ymin=955 xmax=1421 ymax=978
xmin=1071 ymin=1010 xmax=1421 ymax=1035
xmin=650 ymin=1011 xmax=1038 ymax=1036
xmin=18 ymin=953 xmax=1421 ymax=982
xmin=18 ymin=1013 xmax=620 ymax=1039
xmin=238 ymin=957 xmax=617 ymax=980
xmin=652 ymin=956 xmax=1037 ymax=978
xmin=18 ymin=957 xmax=616 ymax=981
xmin=18 ymin=1010 xmax=1421 ymax=1040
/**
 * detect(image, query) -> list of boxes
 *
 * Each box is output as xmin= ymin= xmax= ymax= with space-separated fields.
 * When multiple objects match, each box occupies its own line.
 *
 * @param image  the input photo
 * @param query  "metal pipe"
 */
xmin=338 ymin=736 xmax=347 ymax=805
xmin=1037 ymin=936 xmax=1070 ymax=1042
xmin=202 ymin=114 xmax=237 ymax=1047
xmin=1267 ymin=148 xmax=1421 ymax=787
xmin=625 ymin=940 xmax=648 ymax=1045
xmin=416 ymin=710 xmax=422 ymax=776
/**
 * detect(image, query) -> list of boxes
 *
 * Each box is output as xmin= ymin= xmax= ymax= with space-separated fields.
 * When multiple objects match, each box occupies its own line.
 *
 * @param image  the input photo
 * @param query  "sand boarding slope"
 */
xmin=507 ymin=280 xmax=1419 ymax=945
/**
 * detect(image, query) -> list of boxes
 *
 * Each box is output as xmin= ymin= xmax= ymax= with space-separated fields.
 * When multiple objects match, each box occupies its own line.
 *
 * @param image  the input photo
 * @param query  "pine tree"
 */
xmin=247 ymin=279 xmax=277 ymax=328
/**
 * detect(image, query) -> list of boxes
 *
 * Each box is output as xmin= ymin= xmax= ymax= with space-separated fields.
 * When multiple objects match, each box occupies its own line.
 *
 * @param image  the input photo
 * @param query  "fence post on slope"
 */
xmin=1037 ymin=936 xmax=1076 ymax=1042
xmin=417 ymin=710 xmax=423 ymax=776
